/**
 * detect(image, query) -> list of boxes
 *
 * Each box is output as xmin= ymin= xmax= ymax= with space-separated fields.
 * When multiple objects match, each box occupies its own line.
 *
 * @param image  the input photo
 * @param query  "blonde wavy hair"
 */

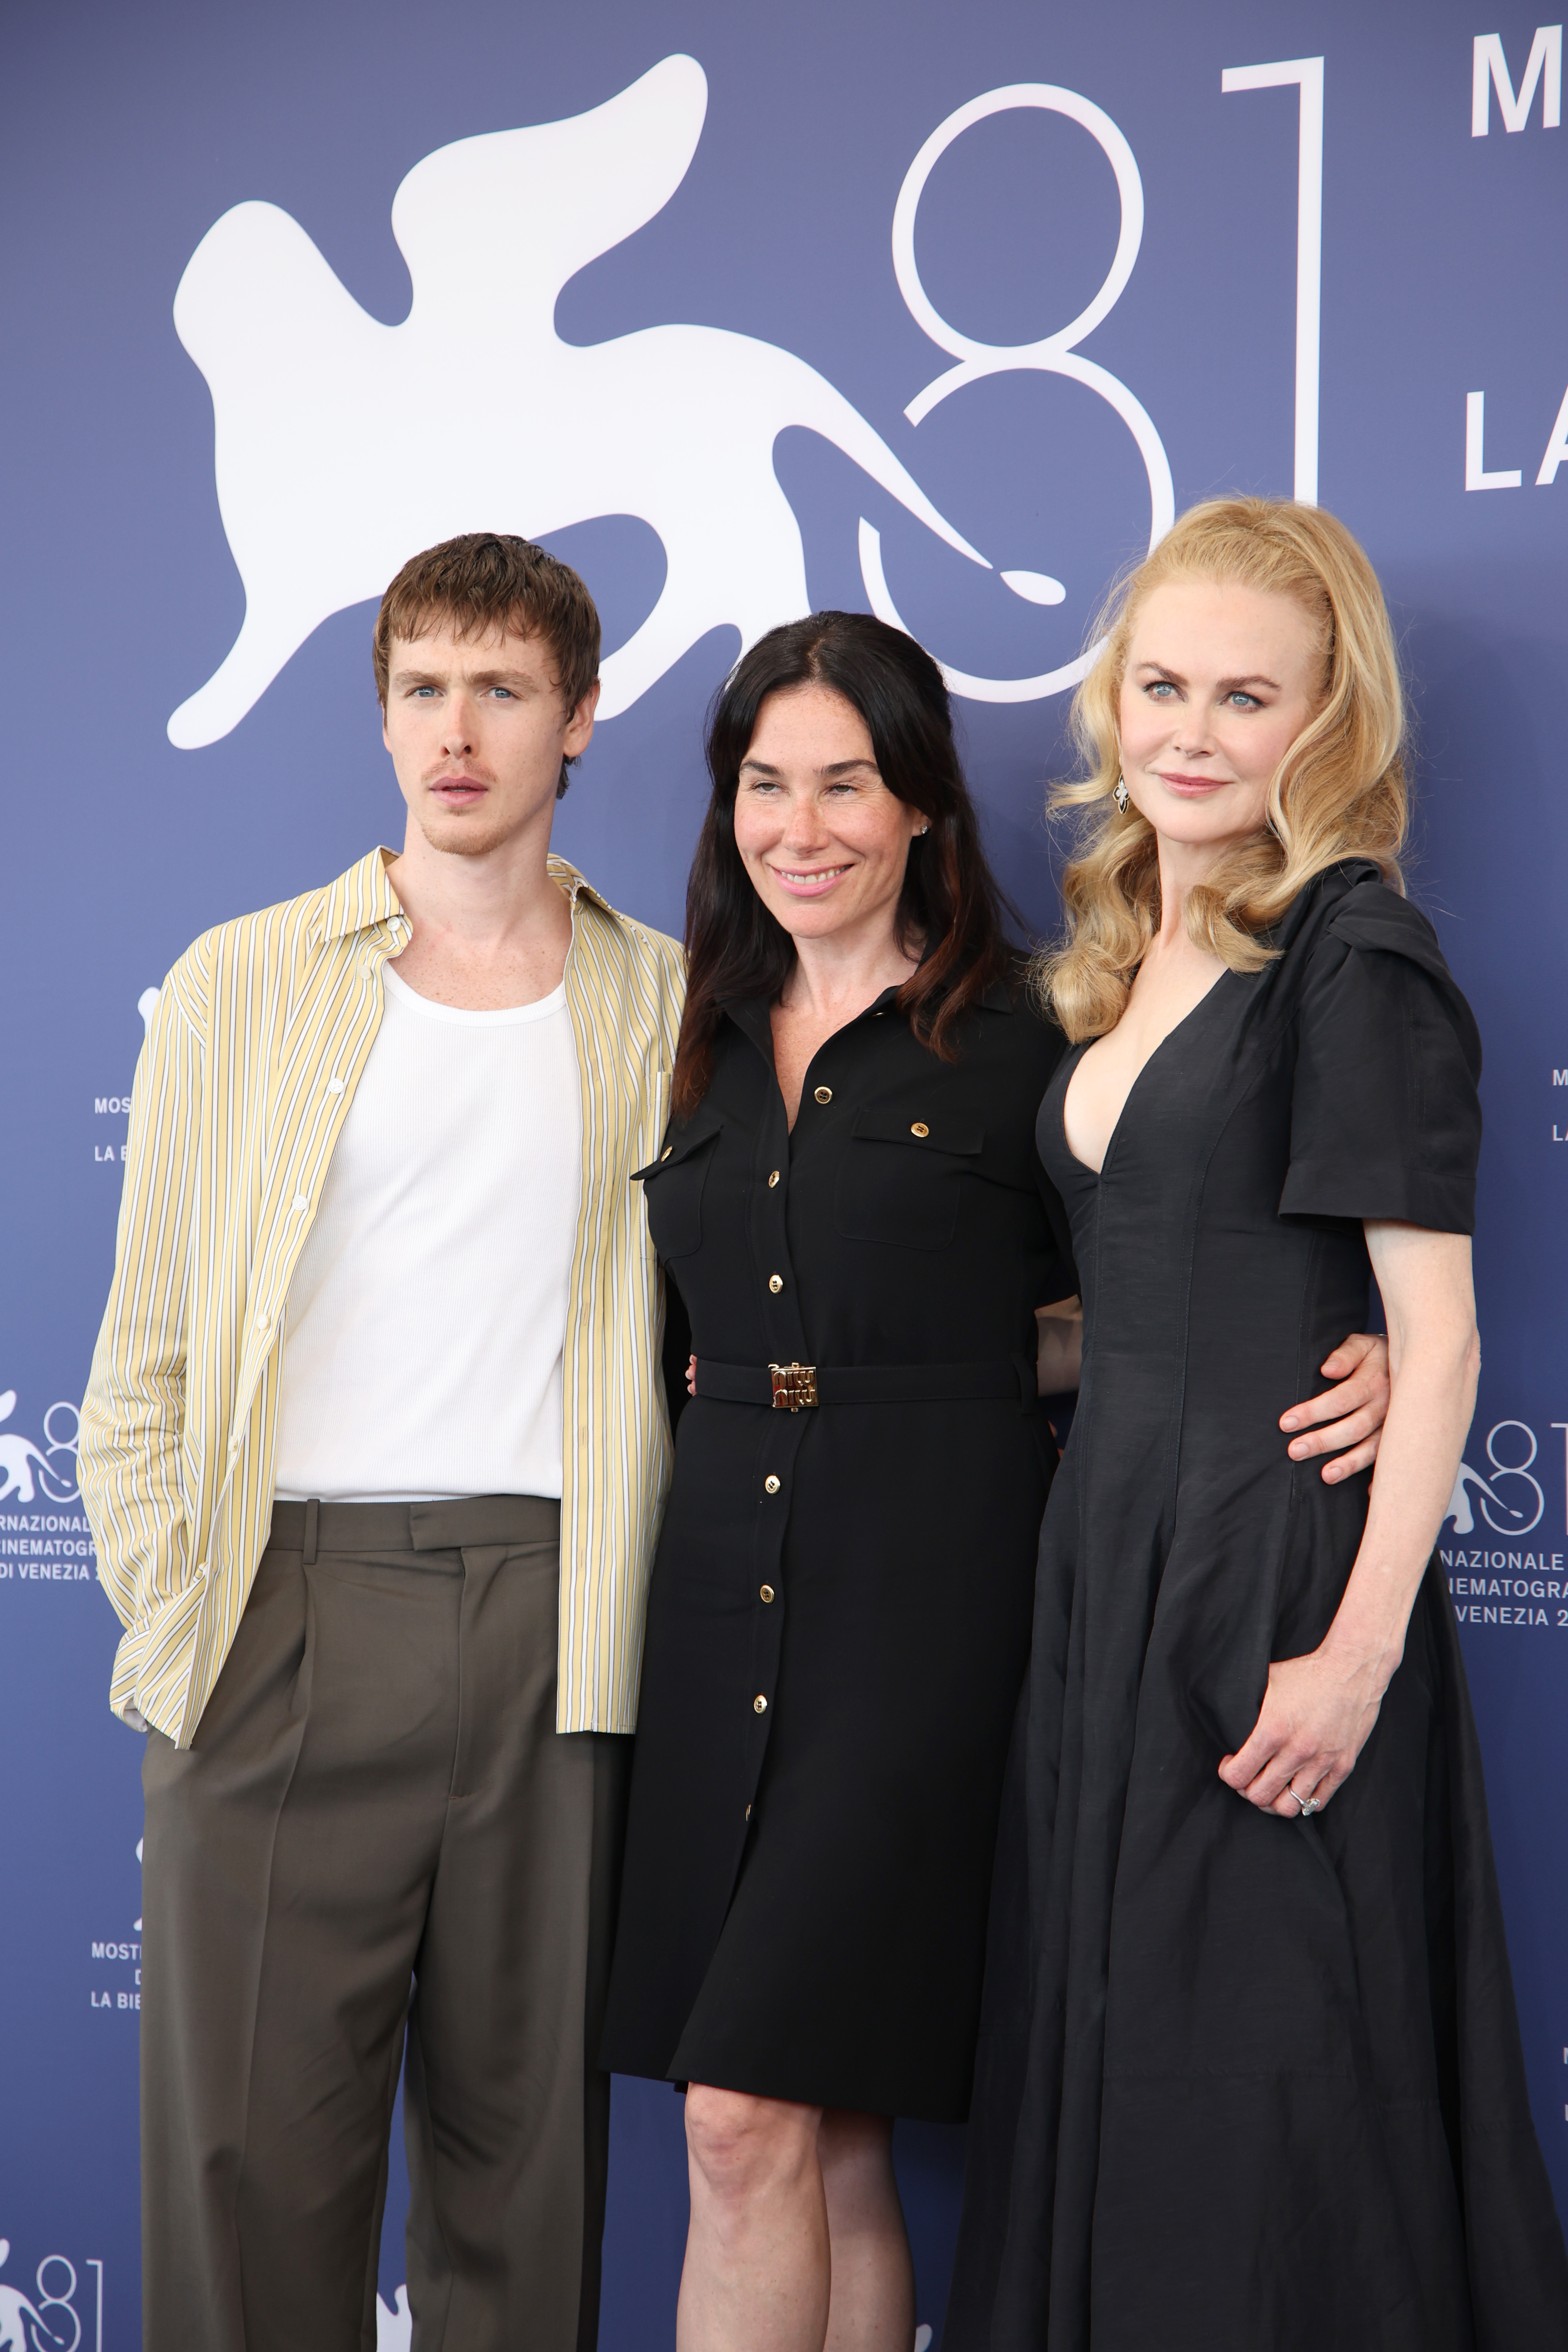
xmin=1039 ymin=497 xmax=1408 ymax=1041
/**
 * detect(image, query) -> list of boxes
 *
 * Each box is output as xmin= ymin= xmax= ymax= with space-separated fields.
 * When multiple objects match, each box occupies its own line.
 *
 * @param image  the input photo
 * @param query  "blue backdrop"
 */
xmin=4 ymin=2 xmax=1566 ymax=2342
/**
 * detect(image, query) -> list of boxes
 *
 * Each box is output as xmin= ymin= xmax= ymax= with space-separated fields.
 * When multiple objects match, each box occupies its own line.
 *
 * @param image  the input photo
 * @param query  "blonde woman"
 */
xmin=948 ymin=500 xmax=1568 ymax=2351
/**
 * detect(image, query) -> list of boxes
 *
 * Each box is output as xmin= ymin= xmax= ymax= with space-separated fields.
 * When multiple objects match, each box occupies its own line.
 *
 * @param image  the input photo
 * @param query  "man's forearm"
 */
xmin=79 ymin=970 xmax=203 ymax=1654
xmin=79 ymin=1362 xmax=191 ymax=1630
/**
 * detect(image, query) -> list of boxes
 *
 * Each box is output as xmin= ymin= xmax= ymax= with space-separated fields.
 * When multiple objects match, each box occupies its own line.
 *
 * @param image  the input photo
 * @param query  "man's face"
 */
xmin=381 ymin=620 xmax=598 ymax=858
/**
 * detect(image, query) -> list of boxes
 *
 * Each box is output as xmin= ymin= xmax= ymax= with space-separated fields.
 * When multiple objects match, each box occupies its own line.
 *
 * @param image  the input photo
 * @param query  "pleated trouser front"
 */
xmin=140 ymin=1494 xmax=629 ymax=2352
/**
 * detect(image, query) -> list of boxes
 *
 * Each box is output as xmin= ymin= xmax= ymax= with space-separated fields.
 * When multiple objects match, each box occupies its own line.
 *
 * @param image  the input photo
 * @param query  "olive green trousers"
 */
xmin=141 ymin=1495 xmax=629 ymax=2352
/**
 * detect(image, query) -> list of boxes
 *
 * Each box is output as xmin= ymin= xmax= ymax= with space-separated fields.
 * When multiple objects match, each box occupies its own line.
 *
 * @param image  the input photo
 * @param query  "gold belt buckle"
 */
xmin=769 ymin=1361 xmax=818 ymax=1411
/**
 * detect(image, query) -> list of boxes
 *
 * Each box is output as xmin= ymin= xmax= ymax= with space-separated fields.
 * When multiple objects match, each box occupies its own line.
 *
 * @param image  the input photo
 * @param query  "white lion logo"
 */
xmin=0 ymin=1394 xmax=79 ymax=1506
xmin=1443 ymin=1459 xmax=1525 ymax=1536
xmin=0 ymin=2243 xmax=76 ymax=2352
xmin=167 ymin=55 xmax=1172 ymax=748
xmin=166 ymin=54 xmax=997 ymax=747
xmin=377 ymin=2284 xmax=410 ymax=2351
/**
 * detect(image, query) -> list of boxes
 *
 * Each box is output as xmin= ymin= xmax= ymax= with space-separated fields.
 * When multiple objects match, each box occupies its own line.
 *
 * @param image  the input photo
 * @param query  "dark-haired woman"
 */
xmin=598 ymin=613 xmax=1390 ymax=2352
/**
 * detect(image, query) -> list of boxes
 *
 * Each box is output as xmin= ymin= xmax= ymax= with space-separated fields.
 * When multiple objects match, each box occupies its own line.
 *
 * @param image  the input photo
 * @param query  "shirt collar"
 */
xmin=720 ymin=982 xmax=905 ymax=1063
xmin=313 ymin=845 xmax=617 ymax=947
xmin=720 ymin=971 xmax=1016 ymax=1047
xmin=314 ymin=846 xmax=407 ymax=945
xmin=546 ymin=852 xmax=616 ymax=918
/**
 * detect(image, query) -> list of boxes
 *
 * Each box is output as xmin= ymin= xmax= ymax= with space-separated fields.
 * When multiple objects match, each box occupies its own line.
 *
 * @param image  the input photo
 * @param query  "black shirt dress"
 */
xmin=599 ymin=979 xmax=1074 ymax=2121
xmin=947 ymin=865 xmax=1568 ymax=2350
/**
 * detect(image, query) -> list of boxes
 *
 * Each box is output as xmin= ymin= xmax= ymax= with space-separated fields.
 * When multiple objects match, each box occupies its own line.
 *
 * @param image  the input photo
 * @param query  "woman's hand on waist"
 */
xmin=1278 ymin=1332 xmax=1390 ymax=1481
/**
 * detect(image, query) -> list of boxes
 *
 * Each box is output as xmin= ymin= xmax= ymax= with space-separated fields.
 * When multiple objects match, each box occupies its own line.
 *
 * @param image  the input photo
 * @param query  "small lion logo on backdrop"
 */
xmin=0 ymin=2240 xmax=89 ymax=2352
xmin=1443 ymin=1461 xmax=1516 ymax=1536
xmin=0 ymin=1394 xmax=79 ymax=1506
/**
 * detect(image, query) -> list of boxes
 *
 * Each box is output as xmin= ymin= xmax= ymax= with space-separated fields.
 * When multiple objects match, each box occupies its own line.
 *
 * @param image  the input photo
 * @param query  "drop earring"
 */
xmin=1113 ymin=773 xmax=1130 ymax=813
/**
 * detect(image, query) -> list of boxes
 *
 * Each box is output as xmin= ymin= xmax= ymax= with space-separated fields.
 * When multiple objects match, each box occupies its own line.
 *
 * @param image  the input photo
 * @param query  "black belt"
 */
xmin=693 ymin=1358 xmax=1036 ymax=1411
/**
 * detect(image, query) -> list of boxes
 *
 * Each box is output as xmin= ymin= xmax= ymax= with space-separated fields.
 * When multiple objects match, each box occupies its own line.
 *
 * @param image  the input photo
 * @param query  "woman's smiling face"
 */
xmin=1117 ymin=579 xmax=1326 ymax=860
xmin=731 ymin=682 xmax=925 ymax=945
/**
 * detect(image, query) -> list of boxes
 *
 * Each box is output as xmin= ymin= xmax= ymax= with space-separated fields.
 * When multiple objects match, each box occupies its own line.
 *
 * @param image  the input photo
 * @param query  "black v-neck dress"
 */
xmin=947 ymin=865 xmax=1568 ymax=2350
xmin=599 ymin=979 xmax=1075 ymax=2121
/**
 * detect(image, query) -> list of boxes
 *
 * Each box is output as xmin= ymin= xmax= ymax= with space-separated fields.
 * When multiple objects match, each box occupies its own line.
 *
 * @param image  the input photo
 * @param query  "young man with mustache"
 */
xmin=80 ymin=533 xmax=684 ymax=2352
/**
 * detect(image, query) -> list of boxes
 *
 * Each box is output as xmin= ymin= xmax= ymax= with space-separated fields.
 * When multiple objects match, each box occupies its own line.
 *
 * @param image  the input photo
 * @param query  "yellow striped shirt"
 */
xmin=79 ymin=847 xmax=684 ymax=1747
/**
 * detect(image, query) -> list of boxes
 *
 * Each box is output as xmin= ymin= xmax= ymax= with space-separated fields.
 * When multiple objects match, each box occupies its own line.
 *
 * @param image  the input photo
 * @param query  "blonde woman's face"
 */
xmin=1117 ymin=579 xmax=1323 ymax=858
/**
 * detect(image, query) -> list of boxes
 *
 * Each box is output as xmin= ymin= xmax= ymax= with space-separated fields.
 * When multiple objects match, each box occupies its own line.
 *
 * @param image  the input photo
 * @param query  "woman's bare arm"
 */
xmin=690 ymin=1311 xmax=1395 ymax=1466
xmin=1219 ymin=1223 xmax=1480 ymax=1817
xmin=1036 ymin=1305 xmax=1392 ymax=1483
xmin=1035 ymin=1298 xmax=1084 ymax=1394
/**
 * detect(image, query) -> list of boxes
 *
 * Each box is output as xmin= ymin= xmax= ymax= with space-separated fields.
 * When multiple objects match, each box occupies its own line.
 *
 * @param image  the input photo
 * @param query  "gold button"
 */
xmin=760 ymin=1584 xmax=775 ymax=1603
xmin=767 ymin=1170 xmax=780 ymax=1187
xmin=745 ymin=1803 xmax=752 ymax=1819
xmin=661 ymin=1145 xmax=673 ymax=1160
xmin=764 ymin=1475 xmax=781 ymax=1495
xmin=768 ymin=1274 xmax=783 ymax=1292
xmin=814 ymin=1085 xmax=832 ymax=1104
xmin=753 ymin=1694 xmax=768 ymax=1713
xmin=910 ymin=1121 xmax=929 ymax=1138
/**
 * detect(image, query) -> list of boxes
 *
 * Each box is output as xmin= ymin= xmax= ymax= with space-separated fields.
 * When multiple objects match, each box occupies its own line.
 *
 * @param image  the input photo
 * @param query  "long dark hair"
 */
xmin=672 ymin=612 xmax=1014 ymax=1115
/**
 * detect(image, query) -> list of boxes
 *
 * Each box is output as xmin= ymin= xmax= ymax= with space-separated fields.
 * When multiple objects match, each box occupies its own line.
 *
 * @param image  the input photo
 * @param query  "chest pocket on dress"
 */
xmin=835 ymin=1107 xmax=984 ymax=1251
xmin=633 ymin=1109 xmax=723 ymax=1262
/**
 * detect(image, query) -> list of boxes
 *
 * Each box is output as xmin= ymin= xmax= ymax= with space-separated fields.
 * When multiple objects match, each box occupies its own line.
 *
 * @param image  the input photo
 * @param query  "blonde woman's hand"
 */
xmin=1218 ymin=1639 xmax=1393 ymax=1817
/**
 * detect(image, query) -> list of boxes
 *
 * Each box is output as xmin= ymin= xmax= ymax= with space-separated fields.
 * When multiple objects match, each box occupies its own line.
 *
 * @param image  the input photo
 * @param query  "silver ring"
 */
xmin=1289 ymin=1786 xmax=1322 ymax=1816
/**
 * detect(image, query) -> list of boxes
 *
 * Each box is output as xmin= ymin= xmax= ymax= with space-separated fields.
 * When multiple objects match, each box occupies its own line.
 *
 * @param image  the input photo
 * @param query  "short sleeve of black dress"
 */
xmin=1278 ymin=879 xmax=1483 ymax=1234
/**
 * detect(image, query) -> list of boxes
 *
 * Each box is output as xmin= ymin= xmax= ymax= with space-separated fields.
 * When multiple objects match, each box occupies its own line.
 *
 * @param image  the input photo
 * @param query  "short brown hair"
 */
xmin=373 ymin=533 xmax=601 ymax=796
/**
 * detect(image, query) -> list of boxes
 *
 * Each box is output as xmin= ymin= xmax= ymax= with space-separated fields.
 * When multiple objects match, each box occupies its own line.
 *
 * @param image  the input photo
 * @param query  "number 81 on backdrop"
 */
xmin=0 ymin=2246 xmax=104 ymax=2352
xmin=1442 ymin=1419 xmax=1568 ymax=1539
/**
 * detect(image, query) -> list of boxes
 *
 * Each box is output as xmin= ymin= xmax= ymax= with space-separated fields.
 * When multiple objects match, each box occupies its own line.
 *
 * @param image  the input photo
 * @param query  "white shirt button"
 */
xmin=290 ymin=1195 xmax=308 ymax=1213
xmin=327 ymin=1079 xmax=346 ymax=1095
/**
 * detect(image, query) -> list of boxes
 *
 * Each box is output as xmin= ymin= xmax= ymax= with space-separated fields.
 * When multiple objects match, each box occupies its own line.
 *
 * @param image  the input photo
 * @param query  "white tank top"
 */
xmin=273 ymin=960 xmax=582 ymax=1501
